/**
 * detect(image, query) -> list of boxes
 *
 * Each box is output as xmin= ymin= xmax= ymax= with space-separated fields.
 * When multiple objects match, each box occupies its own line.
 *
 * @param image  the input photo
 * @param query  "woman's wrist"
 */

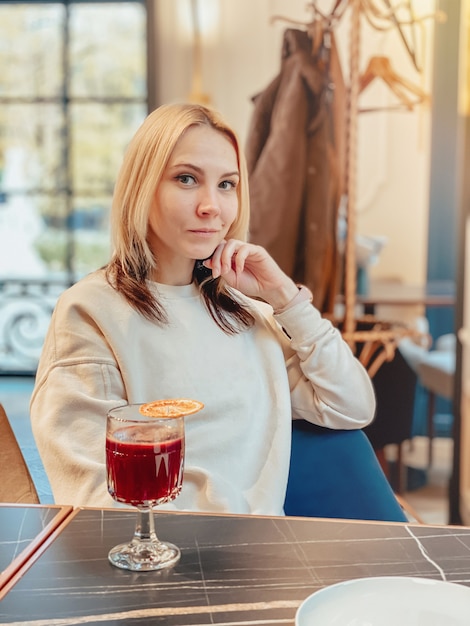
xmin=272 ymin=284 xmax=313 ymax=315
xmin=262 ymin=282 xmax=298 ymax=311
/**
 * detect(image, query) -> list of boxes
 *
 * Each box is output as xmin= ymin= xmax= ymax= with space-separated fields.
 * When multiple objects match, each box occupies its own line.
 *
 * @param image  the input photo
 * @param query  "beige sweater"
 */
xmin=31 ymin=270 xmax=375 ymax=513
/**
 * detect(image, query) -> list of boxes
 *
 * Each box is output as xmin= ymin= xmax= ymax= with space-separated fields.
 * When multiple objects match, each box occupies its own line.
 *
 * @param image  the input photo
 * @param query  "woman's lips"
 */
xmin=189 ymin=229 xmax=219 ymax=237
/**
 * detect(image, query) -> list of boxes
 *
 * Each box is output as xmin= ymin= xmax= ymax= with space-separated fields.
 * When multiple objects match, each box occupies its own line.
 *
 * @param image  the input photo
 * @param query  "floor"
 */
xmin=0 ymin=377 xmax=453 ymax=524
xmin=386 ymin=437 xmax=453 ymax=525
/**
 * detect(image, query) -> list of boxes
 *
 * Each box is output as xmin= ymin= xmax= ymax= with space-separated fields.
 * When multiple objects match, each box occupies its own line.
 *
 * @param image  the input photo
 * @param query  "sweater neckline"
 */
xmin=149 ymin=281 xmax=199 ymax=299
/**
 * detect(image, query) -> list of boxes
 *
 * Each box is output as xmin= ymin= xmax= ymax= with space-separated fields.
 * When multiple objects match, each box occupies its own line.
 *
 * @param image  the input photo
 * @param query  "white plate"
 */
xmin=296 ymin=576 xmax=470 ymax=626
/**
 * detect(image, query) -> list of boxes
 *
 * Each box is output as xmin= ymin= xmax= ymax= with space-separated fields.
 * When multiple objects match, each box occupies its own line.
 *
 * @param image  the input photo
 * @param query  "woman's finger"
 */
xmin=204 ymin=241 xmax=226 ymax=278
xmin=218 ymin=239 xmax=240 ymax=275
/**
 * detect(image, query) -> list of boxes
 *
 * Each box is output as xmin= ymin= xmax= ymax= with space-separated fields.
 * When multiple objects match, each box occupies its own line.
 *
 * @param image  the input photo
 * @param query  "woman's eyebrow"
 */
xmin=170 ymin=162 xmax=240 ymax=178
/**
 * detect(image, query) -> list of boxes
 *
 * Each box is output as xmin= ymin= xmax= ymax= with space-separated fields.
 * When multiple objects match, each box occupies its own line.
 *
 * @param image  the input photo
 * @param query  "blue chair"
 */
xmin=284 ymin=420 xmax=407 ymax=522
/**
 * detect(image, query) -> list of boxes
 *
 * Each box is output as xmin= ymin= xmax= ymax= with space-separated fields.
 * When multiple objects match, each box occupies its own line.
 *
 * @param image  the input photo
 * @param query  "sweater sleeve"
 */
xmin=31 ymin=360 xmax=130 ymax=508
xmin=273 ymin=299 xmax=376 ymax=429
xmin=30 ymin=289 xmax=130 ymax=508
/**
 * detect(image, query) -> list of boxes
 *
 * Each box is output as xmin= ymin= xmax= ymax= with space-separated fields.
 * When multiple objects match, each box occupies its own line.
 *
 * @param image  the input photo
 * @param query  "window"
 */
xmin=0 ymin=0 xmax=148 ymax=372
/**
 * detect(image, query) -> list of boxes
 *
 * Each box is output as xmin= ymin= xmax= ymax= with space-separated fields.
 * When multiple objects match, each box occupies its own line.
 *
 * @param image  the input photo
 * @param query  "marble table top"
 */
xmin=0 ymin=504 xmax=72 ymax=601
xmin=1 ymin=508 xmax=470 ymax=625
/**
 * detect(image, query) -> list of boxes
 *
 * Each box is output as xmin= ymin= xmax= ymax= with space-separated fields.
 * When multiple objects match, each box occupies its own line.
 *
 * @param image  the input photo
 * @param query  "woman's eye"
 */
xmin=219 ymin=180 xmax=237 ymax=190
xmin=176 ymin=174 xmax=196 ymax=185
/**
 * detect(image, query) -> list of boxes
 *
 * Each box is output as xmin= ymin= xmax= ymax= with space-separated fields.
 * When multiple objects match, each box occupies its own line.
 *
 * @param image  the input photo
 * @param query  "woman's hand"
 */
xmin=203 ymin=239 xmax=299 ymax=311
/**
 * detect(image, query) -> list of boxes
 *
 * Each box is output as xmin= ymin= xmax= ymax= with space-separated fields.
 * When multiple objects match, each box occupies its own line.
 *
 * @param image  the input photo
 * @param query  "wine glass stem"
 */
xmin=134 ymin=507 xmax=158 ymax=542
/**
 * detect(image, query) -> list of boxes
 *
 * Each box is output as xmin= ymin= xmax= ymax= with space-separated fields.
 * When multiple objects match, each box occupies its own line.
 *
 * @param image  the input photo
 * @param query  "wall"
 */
xmin=461 ymin=217 xmax=470 ymax=522
xmin=456 ymin=0 xmax=470 ymax=525
xmin=153 ymin=0 xmax=437 ymax=289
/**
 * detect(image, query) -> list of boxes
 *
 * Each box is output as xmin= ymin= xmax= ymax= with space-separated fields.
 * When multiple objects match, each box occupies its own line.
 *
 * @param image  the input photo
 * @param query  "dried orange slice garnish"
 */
xmin=139 ymin=398 xmax=204 ymax=418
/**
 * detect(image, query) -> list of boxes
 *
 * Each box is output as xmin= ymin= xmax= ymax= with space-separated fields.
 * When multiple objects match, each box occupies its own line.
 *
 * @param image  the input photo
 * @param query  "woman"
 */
xmin=31 ymin=102 xmax=375 ymax=513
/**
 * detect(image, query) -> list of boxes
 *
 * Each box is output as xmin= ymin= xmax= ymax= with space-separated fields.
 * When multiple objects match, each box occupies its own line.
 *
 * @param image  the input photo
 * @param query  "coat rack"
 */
xmin=337 ymin=0 xmax=443 ymax=375
xmin=268 ymin=0 xmax=443 ymax=376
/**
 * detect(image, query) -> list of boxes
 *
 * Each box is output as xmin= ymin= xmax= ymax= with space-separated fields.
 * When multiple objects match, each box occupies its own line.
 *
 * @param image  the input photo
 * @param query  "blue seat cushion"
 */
xmin=284 ymin=420 xmax=407 ymax=522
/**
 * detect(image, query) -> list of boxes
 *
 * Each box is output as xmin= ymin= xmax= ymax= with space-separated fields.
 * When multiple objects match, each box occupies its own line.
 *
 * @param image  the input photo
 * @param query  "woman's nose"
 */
xmin=197 ymin=188 xmax=220 ymax=215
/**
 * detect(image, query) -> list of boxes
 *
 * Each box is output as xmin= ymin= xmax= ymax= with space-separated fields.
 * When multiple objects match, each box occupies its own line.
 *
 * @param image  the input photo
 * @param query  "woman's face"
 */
xmin=148 ymin=124 xmax=240 ymax=285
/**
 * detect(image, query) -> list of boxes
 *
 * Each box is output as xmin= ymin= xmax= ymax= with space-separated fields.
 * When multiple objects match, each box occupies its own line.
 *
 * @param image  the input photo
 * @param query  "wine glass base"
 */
xmin=108 ymin=539 xmax=181 ymax=571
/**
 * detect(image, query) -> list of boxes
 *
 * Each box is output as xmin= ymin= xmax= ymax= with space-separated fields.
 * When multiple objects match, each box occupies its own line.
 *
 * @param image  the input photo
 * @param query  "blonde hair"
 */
xmin=106 ymin=102 xmax=254 ymax=332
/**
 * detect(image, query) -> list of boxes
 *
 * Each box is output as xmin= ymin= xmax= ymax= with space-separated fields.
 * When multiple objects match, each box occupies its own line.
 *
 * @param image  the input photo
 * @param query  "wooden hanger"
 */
xmin=270 ymin=1 xmax=348 ymax=57
xmin=308 ymin=0 xmax=349 ymax=22
xmin=380 ymin=0 xmax=420 ymax=72
xmin=360 ymin=0 xmax=446 ymax=73
xmin=359 ymin=55 xmax=429 ymax=111
xmin=270 ymin=0 xmax=347 ymax=27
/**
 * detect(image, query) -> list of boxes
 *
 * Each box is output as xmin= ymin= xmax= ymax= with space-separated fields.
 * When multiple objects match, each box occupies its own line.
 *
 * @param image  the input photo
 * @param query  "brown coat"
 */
xmin=246 ymin=28 xmax=346 ymax=314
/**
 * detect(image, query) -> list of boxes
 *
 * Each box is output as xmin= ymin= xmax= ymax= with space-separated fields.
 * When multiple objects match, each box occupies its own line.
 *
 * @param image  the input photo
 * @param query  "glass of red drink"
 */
xmin=105 ymin=401 xmax=198 ymax=571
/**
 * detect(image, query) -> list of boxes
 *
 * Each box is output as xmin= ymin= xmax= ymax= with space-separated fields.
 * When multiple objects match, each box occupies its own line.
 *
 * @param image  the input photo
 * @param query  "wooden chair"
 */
xmin=416 ymin=334 xmax=455 ymax=467
xmin=0 ymin=403 xmax=39 ymax=504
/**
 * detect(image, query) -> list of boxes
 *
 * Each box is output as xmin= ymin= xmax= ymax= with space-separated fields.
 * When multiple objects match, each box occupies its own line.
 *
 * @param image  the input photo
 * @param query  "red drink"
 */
xmin=106 ymin=426 xmax=184 ymax=507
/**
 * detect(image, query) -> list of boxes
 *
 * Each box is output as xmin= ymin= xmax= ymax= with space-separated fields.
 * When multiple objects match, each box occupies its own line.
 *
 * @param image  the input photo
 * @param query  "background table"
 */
xmin=356 ymin=279 xmax=456 ymax=311
xmin=0 ymin=504 xmax=72 ymax=600
xmin=1 ymin=508 xmax=470 ymax=624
